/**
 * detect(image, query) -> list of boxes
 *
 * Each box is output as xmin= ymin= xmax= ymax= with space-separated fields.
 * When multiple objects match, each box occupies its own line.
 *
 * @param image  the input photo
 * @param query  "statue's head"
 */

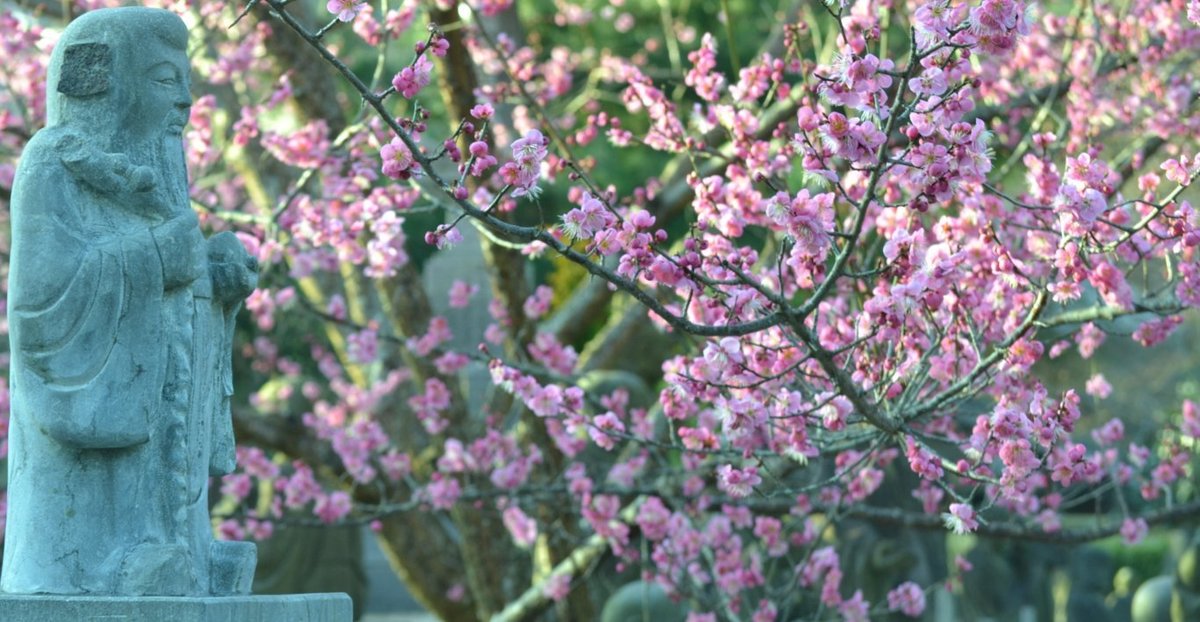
xmin=47 ymin=8 xmax=191 ymax=143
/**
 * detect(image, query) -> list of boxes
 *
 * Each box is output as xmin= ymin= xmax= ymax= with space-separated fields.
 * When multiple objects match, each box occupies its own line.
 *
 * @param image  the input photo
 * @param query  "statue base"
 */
xmin=0 ymin=593 xmax=352 ymax=621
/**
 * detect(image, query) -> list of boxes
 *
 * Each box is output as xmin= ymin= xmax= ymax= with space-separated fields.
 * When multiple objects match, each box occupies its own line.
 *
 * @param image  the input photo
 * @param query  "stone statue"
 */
xmin=2 ymin=7 xmax=258 ymax=597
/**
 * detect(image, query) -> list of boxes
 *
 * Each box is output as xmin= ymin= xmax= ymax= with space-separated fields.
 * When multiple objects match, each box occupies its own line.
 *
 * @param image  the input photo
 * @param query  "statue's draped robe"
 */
xmin=2 ymin=128 xmax=235 ymax=594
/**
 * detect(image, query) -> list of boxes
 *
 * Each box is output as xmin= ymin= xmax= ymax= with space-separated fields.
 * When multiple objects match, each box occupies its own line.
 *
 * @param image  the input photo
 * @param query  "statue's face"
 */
xmin=123 ymin=43 xmax=192 ymax=141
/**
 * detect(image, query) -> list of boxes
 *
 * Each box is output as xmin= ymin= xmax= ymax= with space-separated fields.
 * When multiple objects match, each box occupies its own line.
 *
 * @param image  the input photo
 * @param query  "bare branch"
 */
xmin=1037 ymin=299 xmax=1184 ymax=328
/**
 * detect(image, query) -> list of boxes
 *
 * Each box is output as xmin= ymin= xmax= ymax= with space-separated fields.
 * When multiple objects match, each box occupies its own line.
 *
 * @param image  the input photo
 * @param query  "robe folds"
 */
xmin=2 ymin=128 xmax=235 ymax=595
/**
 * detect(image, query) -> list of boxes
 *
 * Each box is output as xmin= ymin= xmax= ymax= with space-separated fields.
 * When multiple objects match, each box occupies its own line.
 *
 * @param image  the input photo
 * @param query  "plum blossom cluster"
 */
xmin=498 ymin=129 xmax=549 ymax=198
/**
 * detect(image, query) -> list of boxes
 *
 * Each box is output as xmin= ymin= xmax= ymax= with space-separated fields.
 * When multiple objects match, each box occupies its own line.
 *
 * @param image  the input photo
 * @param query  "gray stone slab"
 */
xmin=0 ymin=593 xmax=352 ymax=621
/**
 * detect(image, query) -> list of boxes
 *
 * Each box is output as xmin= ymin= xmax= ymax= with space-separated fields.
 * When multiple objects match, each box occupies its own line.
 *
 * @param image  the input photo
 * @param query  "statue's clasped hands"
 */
xmin=207 ymin=231 xmax=259 ymax=305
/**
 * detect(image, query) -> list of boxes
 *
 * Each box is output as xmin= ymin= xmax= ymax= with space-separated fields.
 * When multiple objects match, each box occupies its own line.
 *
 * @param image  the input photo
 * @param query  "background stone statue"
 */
xmin=2 ymin=7 xmax=258 ymax=597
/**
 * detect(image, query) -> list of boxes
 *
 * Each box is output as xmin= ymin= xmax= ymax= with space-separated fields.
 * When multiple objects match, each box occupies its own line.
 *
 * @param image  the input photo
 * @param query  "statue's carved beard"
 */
xmin=114 ymin=132 xmax=190 ymax=215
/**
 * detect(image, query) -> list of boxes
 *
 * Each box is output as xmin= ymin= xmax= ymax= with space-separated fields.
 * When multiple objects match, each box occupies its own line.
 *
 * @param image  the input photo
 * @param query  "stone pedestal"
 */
xmin=0 ymin=593 xmax=353 ymax=621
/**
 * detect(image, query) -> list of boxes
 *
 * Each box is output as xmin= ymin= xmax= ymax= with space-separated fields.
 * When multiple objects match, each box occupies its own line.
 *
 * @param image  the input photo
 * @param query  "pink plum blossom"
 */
xmin=327 ymin=0 xmax=366 ymax=22
xmin=887 ymin=582 xmax=927 ymax=617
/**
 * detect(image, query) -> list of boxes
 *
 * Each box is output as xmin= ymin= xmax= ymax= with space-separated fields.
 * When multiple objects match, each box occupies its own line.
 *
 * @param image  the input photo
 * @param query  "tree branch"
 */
xmin=1037 ymin=298 xmax=1184 ymax=328
xmin=823 ymin=499 xmax=1200 ymax=545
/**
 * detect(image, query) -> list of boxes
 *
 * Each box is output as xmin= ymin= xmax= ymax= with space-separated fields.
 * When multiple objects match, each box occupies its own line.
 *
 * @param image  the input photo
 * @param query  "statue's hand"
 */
xmin=210 ymin=261 xmax=257 ymax=304
xmin=207 ymin=231 xmax=259 ymax=304
xmin=152 ymin=213 xmax=205 ymax=289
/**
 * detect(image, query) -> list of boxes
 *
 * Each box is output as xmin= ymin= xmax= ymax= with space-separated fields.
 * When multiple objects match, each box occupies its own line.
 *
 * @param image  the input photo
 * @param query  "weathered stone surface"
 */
xmin=0 ymin=593 xmax=352 ymax=622
xmin=3 ymin=7 xmax=259 ymax=597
